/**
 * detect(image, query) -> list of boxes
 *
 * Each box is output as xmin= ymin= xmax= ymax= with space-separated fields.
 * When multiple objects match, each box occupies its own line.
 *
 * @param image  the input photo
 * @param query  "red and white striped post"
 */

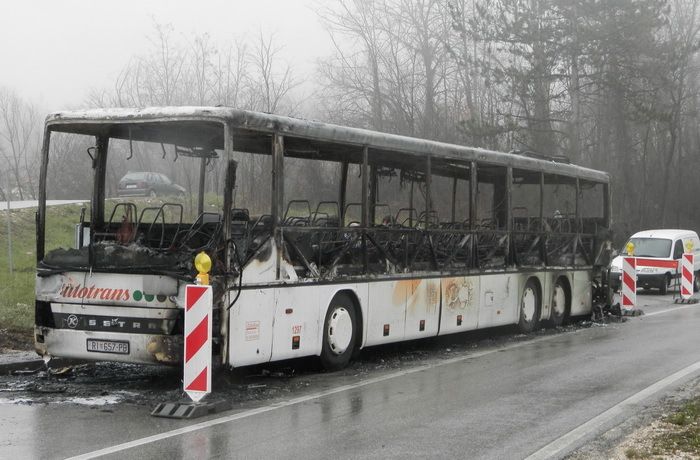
xmin=184 ymin=284 xmax=213 ymax=403
xmin=621 ymin=256 xmax=637 ymax=311
xmin=681 ymin=253 xmax=694 ymax=300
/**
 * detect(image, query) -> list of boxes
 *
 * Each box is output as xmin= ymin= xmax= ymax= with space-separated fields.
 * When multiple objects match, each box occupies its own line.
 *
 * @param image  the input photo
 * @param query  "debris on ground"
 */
xmin=0 ymin=314 xmax=625 ymax=411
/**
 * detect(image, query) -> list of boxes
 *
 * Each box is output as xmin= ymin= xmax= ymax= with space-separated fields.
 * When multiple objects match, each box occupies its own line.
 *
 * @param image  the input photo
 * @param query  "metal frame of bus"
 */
xmin=34 ymin=107 xmax=612 ymax=369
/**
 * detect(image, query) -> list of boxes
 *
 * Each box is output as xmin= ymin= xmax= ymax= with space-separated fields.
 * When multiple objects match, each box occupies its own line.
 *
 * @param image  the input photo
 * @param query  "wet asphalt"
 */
xmin=1 ymin=292 xmax=699 ymax=459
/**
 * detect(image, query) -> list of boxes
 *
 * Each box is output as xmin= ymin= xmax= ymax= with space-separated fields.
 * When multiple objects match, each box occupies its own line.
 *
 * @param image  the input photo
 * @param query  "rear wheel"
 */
xmin=320 ymin=293 xmax=357 ymax=371
xmin=518 ymin=278 xmax=541 ymax=333
xmin=546 ymin=277 xmax=570 ymax=328
xmin=149 ymin=189 xmax=157 ymax=198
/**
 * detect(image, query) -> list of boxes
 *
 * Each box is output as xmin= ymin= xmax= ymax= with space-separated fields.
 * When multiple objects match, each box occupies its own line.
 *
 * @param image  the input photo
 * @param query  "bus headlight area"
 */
xmin=34 ymin=106 xmax=613 ymax=372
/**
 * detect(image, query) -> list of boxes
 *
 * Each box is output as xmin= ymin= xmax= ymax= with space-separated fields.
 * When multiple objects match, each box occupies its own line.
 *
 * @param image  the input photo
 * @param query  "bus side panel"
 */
xmin=477 ymin=274 xmax=518 ymax=328
xmin=403 ymin=279 xmax=440 ymax=340
xmin=365 ymin=280 xmax=407 ymax=346
xmin=227 ymin=288 xmax=275 ymax=367
xmin=438 ymin=276 xmax=480 ymax=334
xmin=571 ymin=270 xmax=593 ymax=316
xmin=270 ymin=285 xmax=321 ymax=362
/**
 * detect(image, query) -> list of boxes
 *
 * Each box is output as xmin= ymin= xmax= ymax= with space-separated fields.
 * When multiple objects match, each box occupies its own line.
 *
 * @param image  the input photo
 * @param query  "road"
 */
xmin=0 ymin=200 xmax=86 ymax=211
xmin=1 ymin=293 xmax=699 ymax=459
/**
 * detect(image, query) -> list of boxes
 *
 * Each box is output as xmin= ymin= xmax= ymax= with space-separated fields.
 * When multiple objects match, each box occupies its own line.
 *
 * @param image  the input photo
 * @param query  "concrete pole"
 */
xmin=6 ymin=196 xmax=12 ymax=276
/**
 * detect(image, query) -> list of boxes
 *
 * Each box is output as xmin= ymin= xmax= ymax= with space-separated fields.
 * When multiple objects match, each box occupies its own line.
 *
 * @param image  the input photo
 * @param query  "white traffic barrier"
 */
xmin=621 ymin=256 xmax=636 ymax=310
xmin=681 ymin=253 xmax=694 ymax=299
xmin=184 ymin=284 xmax=213 ymax=403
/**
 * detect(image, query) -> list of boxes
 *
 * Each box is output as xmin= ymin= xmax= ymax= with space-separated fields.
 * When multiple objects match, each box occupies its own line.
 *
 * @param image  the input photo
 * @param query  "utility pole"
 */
xmin=6 ymin=196 xmax=12 ymax=276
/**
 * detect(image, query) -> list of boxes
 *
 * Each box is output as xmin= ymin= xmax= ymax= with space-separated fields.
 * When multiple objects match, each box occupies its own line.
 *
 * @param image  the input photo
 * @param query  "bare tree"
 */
xmin=0 ymin=88 xmax=40 ymax=200
xmin=211 ymin=40 xmax=249 ymax=107
xmin=318 ymin=0 xmax=391 ymax=130
xmin=247 ymin=33 xmax=299 ymax=114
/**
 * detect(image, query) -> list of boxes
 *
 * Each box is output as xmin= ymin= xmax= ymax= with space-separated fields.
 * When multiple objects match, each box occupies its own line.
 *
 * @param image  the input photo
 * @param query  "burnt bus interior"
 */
xmin=38 ymin=115 xmax=611 ymax=288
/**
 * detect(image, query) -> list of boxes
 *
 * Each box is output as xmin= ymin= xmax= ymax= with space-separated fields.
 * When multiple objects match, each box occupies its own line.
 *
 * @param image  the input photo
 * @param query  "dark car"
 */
xmin=117 ymin=172 xmax=186 ymax=198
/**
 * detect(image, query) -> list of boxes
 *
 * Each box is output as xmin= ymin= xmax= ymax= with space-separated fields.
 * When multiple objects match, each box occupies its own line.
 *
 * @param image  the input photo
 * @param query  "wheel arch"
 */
xmin=326 ymin=288 xmax=364 ymax=351
xmin=526 ymin=275 xmax=543 ymax=299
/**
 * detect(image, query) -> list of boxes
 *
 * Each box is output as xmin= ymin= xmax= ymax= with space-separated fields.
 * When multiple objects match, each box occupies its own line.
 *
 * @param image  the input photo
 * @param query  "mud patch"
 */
xmin=0 ymin=329 xmax=33 ymax=352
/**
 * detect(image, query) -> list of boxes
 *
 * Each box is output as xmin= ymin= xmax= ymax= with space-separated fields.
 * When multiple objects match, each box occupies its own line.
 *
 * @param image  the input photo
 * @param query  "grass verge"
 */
xmin=624 ymin=396 xmax=700 ymax=458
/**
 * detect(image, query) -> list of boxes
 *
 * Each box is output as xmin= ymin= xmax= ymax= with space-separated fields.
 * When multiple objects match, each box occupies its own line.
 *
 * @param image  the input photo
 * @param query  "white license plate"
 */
xmin=126 ymin=184 xmax=137 ymax=189
xmin=86 ymin=339 xmax=130 ymax=355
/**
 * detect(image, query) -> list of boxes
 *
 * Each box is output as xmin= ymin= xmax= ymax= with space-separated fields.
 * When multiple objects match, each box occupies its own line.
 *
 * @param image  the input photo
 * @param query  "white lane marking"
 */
xmin=66 ymin=333 xmax=565 ymax=460
xmin=525 ymin=359 xmax=700 ymax=460
xmin=643 ymin=303 xmax=697 ymax=317
xmin=67 ymin=304 xmax=700 ymax=460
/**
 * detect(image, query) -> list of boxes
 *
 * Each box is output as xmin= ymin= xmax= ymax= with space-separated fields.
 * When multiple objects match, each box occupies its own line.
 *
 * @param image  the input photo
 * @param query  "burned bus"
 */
xmin=35 ymin=107 xmax=612 ymax=370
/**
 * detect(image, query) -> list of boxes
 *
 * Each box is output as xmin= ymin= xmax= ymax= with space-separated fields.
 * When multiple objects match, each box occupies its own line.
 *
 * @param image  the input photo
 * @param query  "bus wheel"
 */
xmin=320 ymin=293 xmax=357 ymax=371
xmin=518 ymin=278 xmax=541 ymax=333
xmin=546 ymin=278 xmax=570 ymax=328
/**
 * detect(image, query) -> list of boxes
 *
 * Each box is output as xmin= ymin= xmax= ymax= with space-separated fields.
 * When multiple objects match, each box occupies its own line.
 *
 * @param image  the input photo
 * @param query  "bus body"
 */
xmin=34 ymin=107 xmax=612 ymax=369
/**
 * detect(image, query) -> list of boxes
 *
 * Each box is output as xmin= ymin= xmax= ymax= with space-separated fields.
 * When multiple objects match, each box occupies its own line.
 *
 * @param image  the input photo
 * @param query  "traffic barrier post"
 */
xmin=184 ymin=284 xmax=213 ymax=403
xmin=621 ymin=256 xmax=636 ymax=311
xmin=681 ymin=253 xmax=694 ymax=300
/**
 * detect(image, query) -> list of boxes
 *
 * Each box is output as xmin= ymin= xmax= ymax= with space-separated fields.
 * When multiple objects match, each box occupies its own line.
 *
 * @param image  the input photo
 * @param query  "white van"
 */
xmin=610 ymin=229 xmax=700 ymax=294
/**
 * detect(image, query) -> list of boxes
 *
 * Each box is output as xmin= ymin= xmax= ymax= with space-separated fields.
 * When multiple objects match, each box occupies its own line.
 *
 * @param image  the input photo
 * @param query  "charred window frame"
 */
xmin=94 ymin=121 xmax=227 ymax=230
xmin=38 ymin=120 xmax=231 ymax=275
xmin=364 ymin=148 xmax=434 ymax=272
xmin=426 ymin=158 xmax=473 ymax=269
xmin=37 ymin=127 xmax=99 ymax=264
xmin=235 ymin=131 xmax=611 ymax=279
xmin=511 ymin=169 xmax=544 ymax=266
xmin=542 ymin=173 xmax=597 ymax=267
xmin=37 ymin=126 xmax=51 ymax=262
xmin=578 ymin=179 xmax=607 ymax=234
xmin=213 ymin=125 xmax=275 ymax=275
xmin=429 ymin=158 xmax=471 ymax=226
xmin=474 ymin=164 xmax=509 ymax=268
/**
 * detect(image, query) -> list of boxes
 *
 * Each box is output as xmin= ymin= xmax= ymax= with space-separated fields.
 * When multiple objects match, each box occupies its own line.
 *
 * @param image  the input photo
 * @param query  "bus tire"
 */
xmin=320 ymin=293 xmax=357 ymax=371
xmin=546 ymin=277 xmax=570 ymax=328
xmin=518 ymin=278 xmax=541 ymax=333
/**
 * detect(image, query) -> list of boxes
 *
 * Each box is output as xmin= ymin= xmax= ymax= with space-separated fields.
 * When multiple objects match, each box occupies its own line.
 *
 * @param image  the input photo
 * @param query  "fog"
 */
xmin=2 ymin=0 xmax=700 ymax=235
xmin=0 ymin=0 xmax=329 ymax=111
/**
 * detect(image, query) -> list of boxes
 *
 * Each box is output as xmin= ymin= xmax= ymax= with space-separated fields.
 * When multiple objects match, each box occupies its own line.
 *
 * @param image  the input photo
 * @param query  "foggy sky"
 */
xmin=0 ymin=0 xmax=330 ymax=111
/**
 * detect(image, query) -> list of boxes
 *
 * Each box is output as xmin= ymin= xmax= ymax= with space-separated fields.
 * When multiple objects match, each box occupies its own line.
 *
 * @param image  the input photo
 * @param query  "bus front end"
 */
xmin=35 ymin=110 xmax=232 ymax=366
xmin=35 ymin=271 xmax=185 ymax=365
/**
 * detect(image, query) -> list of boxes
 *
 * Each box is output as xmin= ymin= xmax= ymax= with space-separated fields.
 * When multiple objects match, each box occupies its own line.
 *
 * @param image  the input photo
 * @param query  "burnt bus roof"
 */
xmin=45 ymin=106 xmax=609 ymax=183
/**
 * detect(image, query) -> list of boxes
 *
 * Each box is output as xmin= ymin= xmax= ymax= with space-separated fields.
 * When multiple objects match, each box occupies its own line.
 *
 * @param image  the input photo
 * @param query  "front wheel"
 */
xmin=518 ymin=278 xmax=541 ymax=333
xmin=320 ymin=293 xmax=358 ymax=371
